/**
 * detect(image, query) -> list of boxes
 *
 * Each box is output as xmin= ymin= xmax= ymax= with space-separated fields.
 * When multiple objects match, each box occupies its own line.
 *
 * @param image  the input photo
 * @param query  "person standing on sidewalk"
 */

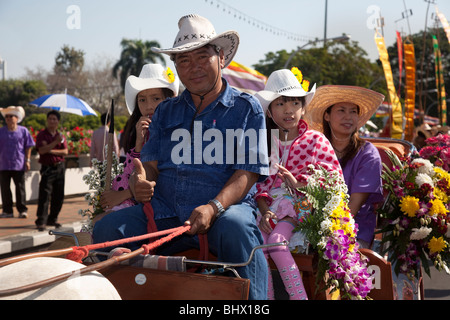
xmin=90 ymin=112 xmax=119 ymax=163
xmin=35 ymin=110 xmax=68 ymax=231
xmin=0 ymin=106 xmax=35 ymax=219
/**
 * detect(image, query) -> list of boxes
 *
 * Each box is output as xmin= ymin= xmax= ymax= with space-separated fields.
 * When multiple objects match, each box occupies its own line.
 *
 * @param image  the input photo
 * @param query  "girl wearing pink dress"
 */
xmin=254 ymin=69 xmax=342 ymax=300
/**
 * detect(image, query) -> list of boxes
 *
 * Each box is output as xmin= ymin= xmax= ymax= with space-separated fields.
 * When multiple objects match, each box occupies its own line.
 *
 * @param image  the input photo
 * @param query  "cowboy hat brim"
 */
xmin=304 ymin=85 xmax=385 ymax=132
xmin=152 ymin=31 xmax=239 ymax=68
xmin=0 ymin=106 xmax=25 ymax=123
xmin=256 ymin=84 xmax=317 ymax=114
xmin=125 ymin=76 xmax=179 ymax=115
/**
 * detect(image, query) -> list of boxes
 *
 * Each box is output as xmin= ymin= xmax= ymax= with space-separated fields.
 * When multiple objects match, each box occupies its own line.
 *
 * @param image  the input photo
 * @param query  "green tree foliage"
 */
xmin=54 ymin=45 xmax=85 ymax=75
xmin=253 ymin=40 xmax=386 ymax=96
xmin=49 ymin=45 xmax=87 ymax=95
xmin=113 ymin=39 xmax=166 ymax=91
xmin=0 ymin=79 xmax=48 ymax=107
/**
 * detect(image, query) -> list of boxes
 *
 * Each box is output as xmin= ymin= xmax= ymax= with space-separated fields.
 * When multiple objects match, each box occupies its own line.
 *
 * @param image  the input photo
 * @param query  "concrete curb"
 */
xmin=0 ymin=221 xmax=86 ymax=256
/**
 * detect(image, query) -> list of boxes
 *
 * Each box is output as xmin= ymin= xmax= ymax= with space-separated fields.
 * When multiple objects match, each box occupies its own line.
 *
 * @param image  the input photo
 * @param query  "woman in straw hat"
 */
xmin=0 ymin=106 xmax=35 ymax=218
xmin=254 ymin=69 xmax=342 ymax=300
xmin=304 ymin=85 xmax=385 ymax=248
xmin=98 ymin=64 xmax=179 ymax=216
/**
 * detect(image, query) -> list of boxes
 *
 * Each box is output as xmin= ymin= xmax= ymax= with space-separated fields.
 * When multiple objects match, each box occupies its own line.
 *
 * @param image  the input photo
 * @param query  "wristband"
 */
xmin=209 ymin=199 xmax=225 ymax=218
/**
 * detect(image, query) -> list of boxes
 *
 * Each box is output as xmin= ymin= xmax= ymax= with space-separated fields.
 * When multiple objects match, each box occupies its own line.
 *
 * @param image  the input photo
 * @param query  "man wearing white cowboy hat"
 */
xmin=0 ymin=106 xmax=35 ymax=218
xmin=93 ymin=14 xmax=269 ymax=299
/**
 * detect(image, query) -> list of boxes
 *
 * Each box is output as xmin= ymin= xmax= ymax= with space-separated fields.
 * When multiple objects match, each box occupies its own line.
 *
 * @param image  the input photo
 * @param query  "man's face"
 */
xmin=4 ymin=114 xmax=18 ymax=127
xmin=46 ymin=114 xmax=60 ymax=130
xmin=174 ymin=45 xmax=225 ymax=95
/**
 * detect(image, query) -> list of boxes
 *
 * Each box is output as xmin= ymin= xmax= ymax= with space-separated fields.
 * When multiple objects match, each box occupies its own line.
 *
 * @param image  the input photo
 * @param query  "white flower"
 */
xmin=320 ymin=218 xmax=332 ymax=232
xmin=412 ymin=158 xmax=434 ymax=176
xmin=410 ymin=226 xmax=432 ymax=240
xmin=446 ymin=224 xmax=450 ymax=238
xmin=415 ymin=173 xmax=434 ymax=188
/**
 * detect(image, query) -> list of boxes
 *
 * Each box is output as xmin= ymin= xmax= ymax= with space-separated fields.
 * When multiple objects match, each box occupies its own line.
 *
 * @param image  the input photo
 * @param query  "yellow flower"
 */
xmin=291 ymin=67 xmax=303 ymax=84
xmin=400 ymin=196 xmax=420 ymax=217
xmin=434 ymin=188 xmax=449 ymax=204
xmin=428 ymin=236 xmax=447 ymax=254
xmin=434 ymin=167 xmax=450 ymax=181
xmin=164 ymin=67 xmax=175 ymax=83
xmin=429 ymin=198 xmax=448 ymax=217
xmin=302 ymin=80 xmax=310 ymax=92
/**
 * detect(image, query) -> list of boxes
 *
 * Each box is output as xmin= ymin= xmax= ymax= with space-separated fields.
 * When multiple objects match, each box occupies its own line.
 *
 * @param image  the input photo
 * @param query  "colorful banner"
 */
xmin=375 ymin=33 xmax=404 ymax=139
xmin=222 ymin=61 xmax=267 ymax=94
xmin=436 ymin=6 xmax=450 ymax=45
xmin=404 ymin=42 xmax=416 ymax=141
xmin=432 ymin=35 xmax=447 ymax=126
xmin=396 ymin=31 xmax=403 ymax=95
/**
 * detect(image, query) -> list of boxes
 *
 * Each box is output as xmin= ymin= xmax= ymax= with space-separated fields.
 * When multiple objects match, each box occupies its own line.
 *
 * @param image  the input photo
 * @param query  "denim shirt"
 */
xmin=141 ymin=78 xmax=269 ymax=222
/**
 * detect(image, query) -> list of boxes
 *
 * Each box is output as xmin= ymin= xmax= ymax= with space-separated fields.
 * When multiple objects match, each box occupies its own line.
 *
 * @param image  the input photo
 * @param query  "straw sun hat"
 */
xmin=255 ymin=69 xmax=316 ymax=114
xmin=0 ymin=106 xmax=25 ymax=123
xmin=125 ymin=64 xmax=180 ymax=115
xmin=304 ymin=85 xmax=385 ymax=132
xmin=151 ymin=14 xmax=239 ymax=68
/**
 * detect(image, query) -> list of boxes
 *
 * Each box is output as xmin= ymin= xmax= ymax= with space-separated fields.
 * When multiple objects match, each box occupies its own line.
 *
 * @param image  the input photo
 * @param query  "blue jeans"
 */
xmin=92 ymin=202 xmax=268 ymax=300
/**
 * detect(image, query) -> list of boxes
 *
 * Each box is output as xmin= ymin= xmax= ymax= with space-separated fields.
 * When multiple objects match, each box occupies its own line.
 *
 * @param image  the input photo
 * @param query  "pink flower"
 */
xmin=440 ymin=148 xmax=450 ymax=171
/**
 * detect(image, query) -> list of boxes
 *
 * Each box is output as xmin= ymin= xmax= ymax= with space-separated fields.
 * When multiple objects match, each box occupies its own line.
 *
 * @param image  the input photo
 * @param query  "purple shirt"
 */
xmin=0 ymin=126 xmax=35 ymax=171
xmin=341 ymin=141 xmax=383 ymax=243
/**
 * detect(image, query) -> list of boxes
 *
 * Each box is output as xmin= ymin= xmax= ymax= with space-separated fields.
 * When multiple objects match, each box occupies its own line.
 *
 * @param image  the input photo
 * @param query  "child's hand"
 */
xmin=259 ymin=210 xmax=277 ymax=234
xmin=275 ymin=163 xmax=306 ymax=189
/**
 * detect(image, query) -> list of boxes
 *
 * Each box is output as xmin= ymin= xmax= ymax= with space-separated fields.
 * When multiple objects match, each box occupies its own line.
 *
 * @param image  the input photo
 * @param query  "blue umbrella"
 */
xmin=30 ymin=93 xmax=97 ymax=116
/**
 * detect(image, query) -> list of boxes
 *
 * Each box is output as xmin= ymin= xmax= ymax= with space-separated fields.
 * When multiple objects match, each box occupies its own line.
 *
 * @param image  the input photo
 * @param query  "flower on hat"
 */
xmin=290 ymin=67 xmax=310 ymax=92
xmin=164 ymin=67 xmax=175 ymax=84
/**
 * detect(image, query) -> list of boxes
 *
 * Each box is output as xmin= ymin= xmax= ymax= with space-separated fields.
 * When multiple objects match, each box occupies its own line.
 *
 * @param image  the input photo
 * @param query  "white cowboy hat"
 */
xmin=125 ymin=64 xmax=180 ymax=115
xmin=0 ymin=106 xmax=25 ymax=123
xmin=151 ymin=14 xmax=239 ymax=68
xmin=304 ymin=85 xmax=385 ymax=132
xmin=255 ymin=69 xmax=316 ymax=114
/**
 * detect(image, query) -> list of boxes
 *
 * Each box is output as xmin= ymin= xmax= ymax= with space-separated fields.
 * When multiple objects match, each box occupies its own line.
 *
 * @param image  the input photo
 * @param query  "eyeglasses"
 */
xmin=4 ymin=115 xmax=15 ymax=118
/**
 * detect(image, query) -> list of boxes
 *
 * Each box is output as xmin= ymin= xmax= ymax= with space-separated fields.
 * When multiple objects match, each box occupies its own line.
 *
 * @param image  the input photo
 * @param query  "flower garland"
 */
xmin=78 ymin=151 xmax=123 ymax=231
xmin=294 ymin=165 xmax=373 ymax=300
xmin=378 ymin=150 xmax=450 ymax=280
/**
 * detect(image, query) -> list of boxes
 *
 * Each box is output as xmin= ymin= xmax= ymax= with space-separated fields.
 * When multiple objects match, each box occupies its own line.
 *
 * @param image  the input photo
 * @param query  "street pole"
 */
xmin=324 ymin=0 xmax=328 ymax=47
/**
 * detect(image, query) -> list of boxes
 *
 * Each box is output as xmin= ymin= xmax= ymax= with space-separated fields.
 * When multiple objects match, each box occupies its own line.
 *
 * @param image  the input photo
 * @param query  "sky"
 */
xmin=2 ymin=0 xmax=450 ymax=80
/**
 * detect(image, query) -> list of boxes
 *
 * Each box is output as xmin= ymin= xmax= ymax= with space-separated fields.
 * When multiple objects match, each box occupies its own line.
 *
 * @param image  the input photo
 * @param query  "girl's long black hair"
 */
xmin=119 ymin=88 xmax=174 ymax=154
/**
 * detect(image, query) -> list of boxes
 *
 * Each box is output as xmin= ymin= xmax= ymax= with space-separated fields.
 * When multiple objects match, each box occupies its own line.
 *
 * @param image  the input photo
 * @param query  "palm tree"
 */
xmin=113 ymin=39 xmax=166 ymax=90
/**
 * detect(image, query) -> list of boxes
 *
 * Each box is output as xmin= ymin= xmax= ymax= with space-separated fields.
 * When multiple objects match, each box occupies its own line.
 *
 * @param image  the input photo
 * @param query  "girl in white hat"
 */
xmin=254 ymin=69 xmax=342 ymax=300
xmin=98 ymin=64 xmax=179 ymax=217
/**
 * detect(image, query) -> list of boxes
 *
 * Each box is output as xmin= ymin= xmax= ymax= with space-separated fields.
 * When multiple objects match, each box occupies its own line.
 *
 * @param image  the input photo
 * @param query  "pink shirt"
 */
xmin=255 ymin=120 xmax=343 ymax=206
xmin=90 ymin=126 xmax=119 ymax=162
